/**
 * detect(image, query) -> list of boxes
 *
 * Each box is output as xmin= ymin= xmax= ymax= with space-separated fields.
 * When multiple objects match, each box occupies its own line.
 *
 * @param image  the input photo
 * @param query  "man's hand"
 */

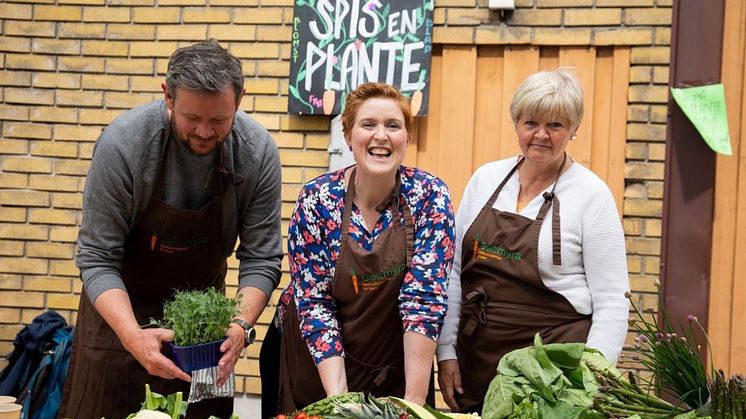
xmin=217 ymin=323 xmax=246 ymax=387
xmin=438 ymin=359 xmax=463 ymax=412
xmin=122 ymin=327 xmax=192 ymax=382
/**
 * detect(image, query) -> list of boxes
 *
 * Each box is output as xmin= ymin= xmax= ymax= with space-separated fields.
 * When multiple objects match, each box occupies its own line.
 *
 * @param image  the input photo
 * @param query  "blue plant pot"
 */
xmin=167 ymin=338 xmax=226 ymax=372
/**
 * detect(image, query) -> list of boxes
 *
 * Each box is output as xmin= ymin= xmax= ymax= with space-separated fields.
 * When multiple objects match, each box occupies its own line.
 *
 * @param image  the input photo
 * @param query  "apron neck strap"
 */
xmin=485 ymin=157 xmax=524 ymax=210
xmin=340 ymin=168 xmax=358 ymax=246
xmin=534 ymin=152 xmax=568 ymax=266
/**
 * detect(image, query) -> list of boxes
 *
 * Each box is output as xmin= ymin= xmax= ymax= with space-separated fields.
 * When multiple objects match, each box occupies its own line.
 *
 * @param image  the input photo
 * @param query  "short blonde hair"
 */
xmin=509 ymin=68 xmax=584 ymax=132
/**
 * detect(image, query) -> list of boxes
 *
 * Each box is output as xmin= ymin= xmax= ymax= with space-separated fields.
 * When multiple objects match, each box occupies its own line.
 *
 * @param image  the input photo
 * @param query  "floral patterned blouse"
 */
xmin=276 ymin=166 xmax=455 ymax=364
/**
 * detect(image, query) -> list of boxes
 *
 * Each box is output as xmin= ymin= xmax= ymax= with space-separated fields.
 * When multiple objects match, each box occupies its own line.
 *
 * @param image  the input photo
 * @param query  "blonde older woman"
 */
xmin=436 ymin=68 xmax=630 ymax=413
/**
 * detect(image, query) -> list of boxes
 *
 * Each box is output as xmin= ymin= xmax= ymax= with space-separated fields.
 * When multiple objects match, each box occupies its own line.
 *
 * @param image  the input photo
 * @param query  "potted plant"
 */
xmin=158 ymin=288 xmax=240 ymax=372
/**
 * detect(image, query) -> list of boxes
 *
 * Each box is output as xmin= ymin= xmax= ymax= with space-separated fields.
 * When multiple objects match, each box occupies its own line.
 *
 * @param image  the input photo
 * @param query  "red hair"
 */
xmin=341 ymin=83 xmax=414 ymax=141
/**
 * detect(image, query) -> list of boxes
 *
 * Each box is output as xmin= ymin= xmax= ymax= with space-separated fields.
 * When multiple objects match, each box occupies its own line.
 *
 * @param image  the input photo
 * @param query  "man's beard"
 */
xmin=172 ymin=127 xmax=222 ymax=155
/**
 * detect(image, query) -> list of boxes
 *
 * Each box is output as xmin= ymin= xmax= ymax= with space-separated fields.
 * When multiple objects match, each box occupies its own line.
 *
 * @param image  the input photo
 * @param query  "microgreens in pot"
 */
xmin=158 ymin=287 xmax=241 ymax=347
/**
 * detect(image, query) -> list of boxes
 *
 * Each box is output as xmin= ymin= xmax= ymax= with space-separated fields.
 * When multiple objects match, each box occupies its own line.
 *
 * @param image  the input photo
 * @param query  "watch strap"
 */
xmin=231 ymin=318 xmax=251 ymax=330
xmin=230 ymin=318 xmax=255 ymax=347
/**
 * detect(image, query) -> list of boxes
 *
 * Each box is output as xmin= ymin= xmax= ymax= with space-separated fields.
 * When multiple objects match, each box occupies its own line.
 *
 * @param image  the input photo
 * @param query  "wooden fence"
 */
xmin=709 ymin=0 xmax=746 ymax=376
xmin=405 ymin=44 xmax=630 ymax=212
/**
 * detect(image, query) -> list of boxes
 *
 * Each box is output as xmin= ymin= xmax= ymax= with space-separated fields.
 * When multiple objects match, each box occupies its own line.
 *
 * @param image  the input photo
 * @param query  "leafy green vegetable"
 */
xmin=158 ymin=288 xmax=240 ymax=346
xmin=483 ymin=374 xmax=528 ymax=418
xmin=125 ymin=384 xmax=187 ymax=419
xmin=124 ymin=385 xmax=238 ymax=419
xmin=482 ymin=334 xmax=623 ymax=419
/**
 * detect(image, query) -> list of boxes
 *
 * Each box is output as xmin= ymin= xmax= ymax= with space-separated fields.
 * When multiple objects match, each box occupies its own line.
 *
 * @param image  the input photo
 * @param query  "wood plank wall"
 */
xmin=404 ymin=45 xmax=630 ymax=213
xmin=710 ymin=0 xmax=746 ymax=376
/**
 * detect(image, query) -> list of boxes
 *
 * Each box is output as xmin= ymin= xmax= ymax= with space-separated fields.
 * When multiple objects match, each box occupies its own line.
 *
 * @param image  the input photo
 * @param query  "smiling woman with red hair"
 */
xmin=264 ymin=83 xmax=455 ymax=415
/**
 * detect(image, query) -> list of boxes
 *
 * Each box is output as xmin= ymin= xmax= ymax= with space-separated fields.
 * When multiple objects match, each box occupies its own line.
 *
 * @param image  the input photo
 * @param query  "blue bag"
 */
xmin=0 ymin=310 xmax=73 ymax=419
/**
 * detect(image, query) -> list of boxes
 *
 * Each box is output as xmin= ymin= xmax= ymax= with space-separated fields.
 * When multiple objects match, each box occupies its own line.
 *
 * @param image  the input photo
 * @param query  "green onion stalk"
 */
xmin=623 ymin=282 xmax=714 ymax=410
xmin=590 ymin=363 xmax=688 ymax=418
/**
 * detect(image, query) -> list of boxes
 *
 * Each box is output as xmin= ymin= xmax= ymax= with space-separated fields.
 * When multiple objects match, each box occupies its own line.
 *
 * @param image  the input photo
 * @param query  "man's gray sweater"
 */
xmin=76 ymin=100 xmax=283 ymax=302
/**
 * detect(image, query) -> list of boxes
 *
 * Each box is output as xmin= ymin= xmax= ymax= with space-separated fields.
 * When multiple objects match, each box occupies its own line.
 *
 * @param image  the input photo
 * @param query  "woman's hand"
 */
xmin=437 ymin=359 xmax=462 ymax=412
xmin=403 ymin=332 xmax=436 ymax=406
xmin=317 ymin=356 xmax=348 ymax=396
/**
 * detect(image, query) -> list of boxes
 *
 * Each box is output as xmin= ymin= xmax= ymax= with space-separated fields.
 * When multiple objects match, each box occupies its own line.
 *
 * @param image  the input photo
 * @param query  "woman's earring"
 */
xmin=348 ymin=145 xmax=353 ymax=151
xmin=571 ymin=135 xmax=577 ymax=141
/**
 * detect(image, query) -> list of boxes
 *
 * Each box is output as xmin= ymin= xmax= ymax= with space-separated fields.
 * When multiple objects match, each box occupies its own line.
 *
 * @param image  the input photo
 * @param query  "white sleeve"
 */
xmin=436 ymin=172 xmax=482 ymax=362
xmin=436 ymin=226 xmax=463 ymax=361
xmin=582 ymin=195 xmax=630 ymax=364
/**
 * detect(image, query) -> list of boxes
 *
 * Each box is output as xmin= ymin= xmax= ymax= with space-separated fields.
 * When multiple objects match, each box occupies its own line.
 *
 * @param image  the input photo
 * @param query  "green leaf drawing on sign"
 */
xmin=417 ymin=69 xmax=427 ymax=89
xmin=670 ymin=83 xmax=732 ymax=156
xmin=288 ymin=84 xmax=313 ymax=114
xmin=288 ymin=84 xmax=302 ymax=101
xmin=331 ymin=39 xmax=354 ymax=72
xmin=319 ymin=37 xmax=332 ymax=49
xmin=308 ymin=3 xmax=333 ymax=48
xmin=320 ymin=24 xmax=348 ymax=50
xmin=365 ymin=36 xmax=378 ymax=48
xmin=403 ymin=33 xmax=418 ymax=43
xmin=296 ymin=67 xmax=306 ymax=83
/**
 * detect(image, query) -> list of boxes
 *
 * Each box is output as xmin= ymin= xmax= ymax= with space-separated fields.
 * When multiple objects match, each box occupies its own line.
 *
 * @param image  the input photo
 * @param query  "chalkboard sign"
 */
xmin=288 ymin=0 xmax=434 ymax=116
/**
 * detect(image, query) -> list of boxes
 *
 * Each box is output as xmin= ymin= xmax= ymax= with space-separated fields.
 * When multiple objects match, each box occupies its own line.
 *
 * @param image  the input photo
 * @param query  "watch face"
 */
xmin=247 ymin=327 xmax=256 ymax=344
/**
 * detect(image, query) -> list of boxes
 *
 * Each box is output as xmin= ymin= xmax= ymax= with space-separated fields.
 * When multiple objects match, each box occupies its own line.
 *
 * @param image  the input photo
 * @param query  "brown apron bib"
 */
xmin=279 ymin=168 xmax=434 ymax=412
xmin=454 ymin=157 xmax=592 ymax=413
xmin=60 ymin=130 xmax=233 ymax=419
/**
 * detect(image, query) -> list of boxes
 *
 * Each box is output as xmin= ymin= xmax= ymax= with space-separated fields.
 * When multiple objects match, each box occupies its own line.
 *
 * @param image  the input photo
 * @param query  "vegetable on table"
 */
xmin=481 ymin=334 xmax=700 ymax=419
xmin=709 ymin=369 xmax=746 ymax=419
xmin=125 ymin=384 xmax=186 ymax=419
xmin=129 ymin=410 xmax=171 ymax=419
xmin=623 ymin=287 xmax=711 ymax=411
xmin=275 ymin=392 xmax=481 ymax=419
xmin=122 ymin=384 xmax=239 ymax=419
xmin=591 ymin=364 xmax=688 ymax=418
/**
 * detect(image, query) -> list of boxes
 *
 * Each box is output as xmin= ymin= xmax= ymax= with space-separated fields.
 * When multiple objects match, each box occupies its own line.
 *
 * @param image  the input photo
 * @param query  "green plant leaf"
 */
xmin=160 ymin=288 xmax=239 ymax=346
xmin=543 ymin=342 xmax=586 ymax=371
xmin=483 ymin=374 xmax=527 ymax=418
xmin=500 ymin=337 xmax=563 ymax=401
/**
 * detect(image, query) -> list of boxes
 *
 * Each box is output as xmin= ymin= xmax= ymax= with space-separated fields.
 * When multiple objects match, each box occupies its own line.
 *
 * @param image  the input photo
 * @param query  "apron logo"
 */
xmin=472 ymin=237 xmax=522 ymax=262
xmin=352 ymin=263 xmax=407 ymax=293
xmin=351 ymin=269 xmax=359 ymax=295
xmin=152 ymin=234 xmax=209 ymax=254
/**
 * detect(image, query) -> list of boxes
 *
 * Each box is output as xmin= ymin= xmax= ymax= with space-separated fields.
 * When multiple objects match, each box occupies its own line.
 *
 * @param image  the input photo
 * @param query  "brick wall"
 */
xmin=0 ymin=0 xmax=671 ymax=397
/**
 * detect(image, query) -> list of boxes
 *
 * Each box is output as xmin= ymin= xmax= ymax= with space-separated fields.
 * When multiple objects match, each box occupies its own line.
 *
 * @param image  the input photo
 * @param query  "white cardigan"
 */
xmin=436 ymin=157 xmax=629 ymax=364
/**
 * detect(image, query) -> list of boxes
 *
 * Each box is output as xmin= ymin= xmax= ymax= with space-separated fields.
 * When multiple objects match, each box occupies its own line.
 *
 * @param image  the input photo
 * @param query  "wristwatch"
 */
xmin=230 ymin=318 xmax=256 ymax=348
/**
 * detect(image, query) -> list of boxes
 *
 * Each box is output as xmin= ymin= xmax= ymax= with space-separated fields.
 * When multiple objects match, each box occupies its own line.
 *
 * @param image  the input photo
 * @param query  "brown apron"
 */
xmin=60 ymin=129 xmax=233 ymax=419
xmin=454 ymin=157 xmax=592 ymax=413
xmin=279 ymin=168 xmax=434 ymax=412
